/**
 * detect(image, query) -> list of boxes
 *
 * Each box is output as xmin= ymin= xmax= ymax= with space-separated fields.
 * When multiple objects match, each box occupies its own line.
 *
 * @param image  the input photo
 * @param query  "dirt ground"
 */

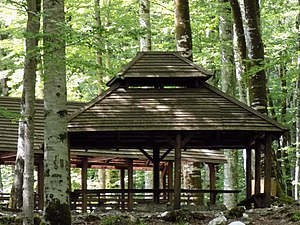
xmin=70 ymin=202 xmax=300 ymax=225
xmin=1 ymin=203 xmax=300 ymax=224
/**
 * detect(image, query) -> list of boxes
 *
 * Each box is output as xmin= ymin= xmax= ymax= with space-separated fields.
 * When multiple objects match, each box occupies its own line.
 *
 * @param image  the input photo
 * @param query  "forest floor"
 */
xmin=1 ymin=202 xmax=300 ymax=225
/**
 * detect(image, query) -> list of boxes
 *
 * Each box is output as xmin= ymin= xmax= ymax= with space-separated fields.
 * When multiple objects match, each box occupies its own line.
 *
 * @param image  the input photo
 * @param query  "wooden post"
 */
xmin=254 ymin=144 xmax=261 ymax=195
xmin=174 ymin=133 xmax=181 ymax=210
xmin=127 ymin=159 xmax=134 ymax=210
xmin=153 ymin=147 xmax=160 ymax=204
xmin=81 ymin=157 xmax=88 ymax=212
xmin=120 ymin=168 xmax=125 ymax=209
xmin=167 ymin=161 xmax=173 ymax=203
xmin=246 ymin=148 xmax=252 ymax=198
xmin=264 ymin=134 xmax=272 ymax=207
xmin=208 ymin=163 xmax=216 ymax=205
xmin=37 ymin=156 xmax=44 ymax=210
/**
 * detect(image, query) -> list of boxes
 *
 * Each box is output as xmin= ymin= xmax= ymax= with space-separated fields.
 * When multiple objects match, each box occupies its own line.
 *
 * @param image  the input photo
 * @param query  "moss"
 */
xmin=100 ymin=214 xmax=139 ymax=225
xmin=289 ymin=211 xmax=300 ymax=222
xmin=44 ymin=198 xmax=71 ymax=225
xmin=163 ymin=209 xmax=204 ymax=223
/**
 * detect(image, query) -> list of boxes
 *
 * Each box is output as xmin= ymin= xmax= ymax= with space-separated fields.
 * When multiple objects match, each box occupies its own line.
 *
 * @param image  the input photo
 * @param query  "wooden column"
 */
xmin=254 ymin=144 xmax=261 ymax=195
xmin=127 ymin=159 xmax=134 ymax=210
xmin=208 ymin=163 xmax=216 ymax=205
xmin=153 ymin=147 xmax=160 ymax=204
xmin=81 ymin=157 xmax=88 ymax=212
xmin=174 ymin=133 xmax=182 ymax=210
xmin=264 ymin=134 xmax=272 ymax=207
xmin=167 ymin=161 xmax=173 ymax=203
xmin=37 ymin=156 xmax=44 ymax=210
xmin=120 ymin=168 xmax=125 ymax=209
xmin=246 ymin=148 xmax=252 ymax=198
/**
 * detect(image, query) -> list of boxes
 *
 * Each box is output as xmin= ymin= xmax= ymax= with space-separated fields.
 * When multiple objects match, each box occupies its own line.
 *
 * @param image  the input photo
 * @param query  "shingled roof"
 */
xmin=68 ymin=52 xmax=286 ymax=134
xmin=0 ymin=96 xmax=84 ymax=153
xmin=0 ymin=96 xmax=227 ymax=165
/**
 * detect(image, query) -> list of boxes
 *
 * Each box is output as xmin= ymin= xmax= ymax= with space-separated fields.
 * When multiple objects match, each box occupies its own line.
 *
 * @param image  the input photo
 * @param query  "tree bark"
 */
xmin=94 ymin=0 xmax=104 ymax=94
xmin=174 ymin=0 xmax=193 ymax=60
xmin=243 ymin=0 xmax=267 ymax=114
xmin=230 ymin=0 xmax=247 ymax=103
xmin=295 ymin=0 xmax=300 ymax=200
xmin=139 ymin=0 xmax=151 ymax=51
xmin=43 ymin=0 xmax=71 ymax=223
xmin=22 ymin=0 xmax=41 ymax=224
xmin=219 ymin=0 xmax=238 ymax=208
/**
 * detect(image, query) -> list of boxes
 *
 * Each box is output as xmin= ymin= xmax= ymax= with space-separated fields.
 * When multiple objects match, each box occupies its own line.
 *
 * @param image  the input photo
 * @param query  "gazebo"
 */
xmin=0 ymin=96 xmax=227 ymax=210
xmin=68 ymin=51 xmax=287 ymax=210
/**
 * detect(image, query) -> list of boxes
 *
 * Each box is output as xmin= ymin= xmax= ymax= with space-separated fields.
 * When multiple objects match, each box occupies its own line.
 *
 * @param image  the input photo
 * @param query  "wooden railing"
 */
xmin=70 ymin=189 xmax=241 ymax=212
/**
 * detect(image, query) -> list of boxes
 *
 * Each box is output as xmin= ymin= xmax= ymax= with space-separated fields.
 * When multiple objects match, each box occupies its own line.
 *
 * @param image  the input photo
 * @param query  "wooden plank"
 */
xmin=208 ymin=163 xmax=216 ymax=205
xmin=127 ymin=159 xmax=133 ymax=210
xmin=153 ymin=147 xmax=160 ymax=204
xmin=254 ymin=144 xmax=261 ymax=207
xmin=246 ymin=148 xmax=252 ymax=198
xmin=174 ymin=133 xmax=181 ymax=210
xmin=81 ymin=157 xmax=88 ymax=212
xmin=263 ymin=134 xmax=272 ymax=207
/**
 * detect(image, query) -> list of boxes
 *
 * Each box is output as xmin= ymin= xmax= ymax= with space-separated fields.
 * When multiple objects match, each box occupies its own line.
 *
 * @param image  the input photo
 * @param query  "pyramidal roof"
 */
xmin=107 ymin=51 xmax=213 ymax=86
xmin=68 ymin=51 xmax=287 ymax=145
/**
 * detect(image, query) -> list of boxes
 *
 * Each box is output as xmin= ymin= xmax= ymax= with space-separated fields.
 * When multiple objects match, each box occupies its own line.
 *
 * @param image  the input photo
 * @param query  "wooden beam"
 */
xmin=81 ymin=157 xmax=88 ymax=213
xmin=167 ymin=161 xmax=173 ymax=204
xmin=120 ymin=168 xmax=125 ymax=209
xmin=208 ymin=163 xmax=216 ymax=205
xmin=139 ymin=148 xmax=153 ymax=162
xmin=127 ymin=159 xmax=134 ymax=210
xmin=153 ymin=147 xmax=160 ymax=204
xmin=263 ymin=134 xmax=272 ymax=207
xmin=160 ymin=147 xmax=173 ymax=161
xmin=254 ymin=144 xmax=261 ymax=195
xmin=246 ymin=148 xmax=252 ymax=198
xmin=174 ymin=133 xmax=182 ymax=210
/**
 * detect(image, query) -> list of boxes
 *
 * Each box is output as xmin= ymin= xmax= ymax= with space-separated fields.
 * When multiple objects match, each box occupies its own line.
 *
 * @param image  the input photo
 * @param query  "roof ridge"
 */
xmin=202 ymin=83 xmax=288 ymax=131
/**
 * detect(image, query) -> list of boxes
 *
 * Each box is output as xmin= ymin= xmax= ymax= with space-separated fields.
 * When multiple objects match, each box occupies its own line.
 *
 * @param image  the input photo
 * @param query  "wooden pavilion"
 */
xmin=68 ymin=51 xmax=287 ymax=210
xmin=0 ymin=95 xmax=227 ymax=210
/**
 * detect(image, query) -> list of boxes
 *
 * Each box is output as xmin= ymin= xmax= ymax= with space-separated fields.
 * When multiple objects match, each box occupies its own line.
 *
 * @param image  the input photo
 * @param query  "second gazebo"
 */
xmin=68 ymin=51 xmax=287 ymax=210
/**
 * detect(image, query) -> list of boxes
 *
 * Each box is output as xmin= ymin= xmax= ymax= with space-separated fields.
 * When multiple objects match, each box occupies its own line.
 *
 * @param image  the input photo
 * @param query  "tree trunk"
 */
xmin=174 ymin=0 xmax=193 ymax=60
xmin=219 ymin=0 xmax=238 ymax=208
xmin=0 ymin=78 xmax=9 ymax=96
xmin=43 ymin=0 xmax=71 ymax=223
xmin=22 ymin=0 xmax=41 ymax=224
xmin=243 ymin=0 xmax=267 ymax=114
xmin=295 ymin=0 xmax=300 ymax=200
xmin=94 ymin=0 xmax=104 ymax=94
xmin=230 ymin=0 xmax=247 ymax=103
xmin=11 ymin=119 xmax=24 ymax=209
xmin=139 ymin=0 xmax=151 ymax=51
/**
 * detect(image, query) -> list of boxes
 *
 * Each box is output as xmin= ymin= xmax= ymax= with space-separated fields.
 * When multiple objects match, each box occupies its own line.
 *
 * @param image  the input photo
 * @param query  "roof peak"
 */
xmin=107 ymin=51 xmax=213 ymax=87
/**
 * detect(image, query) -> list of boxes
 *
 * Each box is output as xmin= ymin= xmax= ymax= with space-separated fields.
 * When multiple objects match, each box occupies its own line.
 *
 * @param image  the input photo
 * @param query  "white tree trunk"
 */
xmin=139 ymin=0 xmax=151 ymax=51
xmin=94 ymin=0 xmax=104 ymax=93
xmin=43 ymin=0 xmax=71 ymax=223
xmin=219 ymin=0 xmax=238 ymax=209
xmin=23 ymin=0 xmax=40 ymax=224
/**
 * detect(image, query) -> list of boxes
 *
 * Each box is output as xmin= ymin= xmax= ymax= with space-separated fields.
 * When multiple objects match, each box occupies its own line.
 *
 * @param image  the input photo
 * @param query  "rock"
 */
xmin=160 ymin=211 xmax=168 ymax=218
xmin=242 ymin=213 xmax=249 ymax=218
xmin=228 ymin=221 xmax=246 ymax=225
xmin=208 ymin=212 xmax=227 ymax=225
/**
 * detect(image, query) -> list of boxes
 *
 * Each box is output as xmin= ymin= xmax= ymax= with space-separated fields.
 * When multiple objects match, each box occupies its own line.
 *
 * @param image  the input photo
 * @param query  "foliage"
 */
xmin=0 ymin=0 xmax=300 ymax=204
